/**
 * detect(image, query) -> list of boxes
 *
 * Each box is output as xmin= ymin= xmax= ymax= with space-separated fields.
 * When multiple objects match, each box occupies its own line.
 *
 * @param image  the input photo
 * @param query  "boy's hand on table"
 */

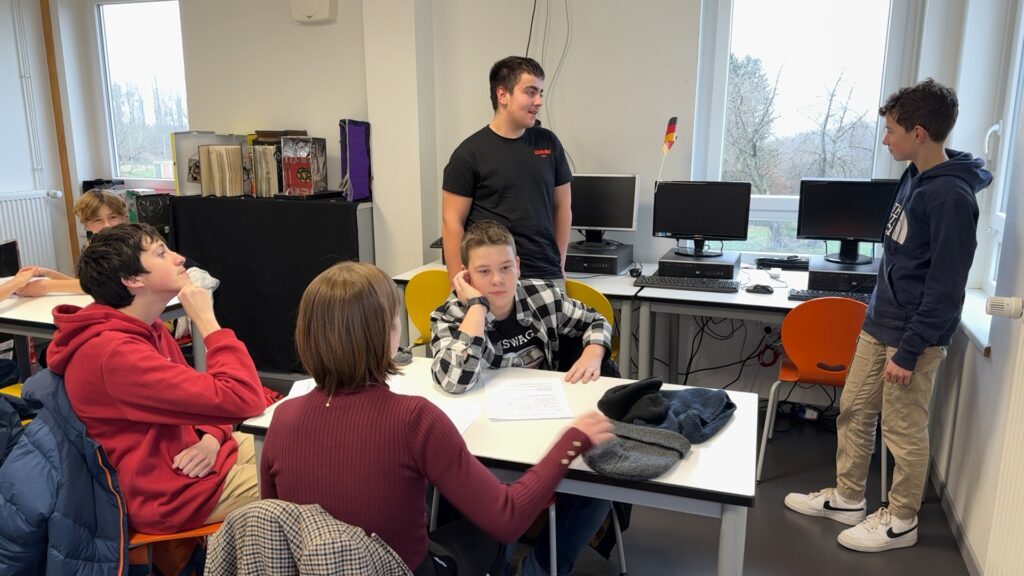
xmin=564 ymin=344 xmax=605 ymax=383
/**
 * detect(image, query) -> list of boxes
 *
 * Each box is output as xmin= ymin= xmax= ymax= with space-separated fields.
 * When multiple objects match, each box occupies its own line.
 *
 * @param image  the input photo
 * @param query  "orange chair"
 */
xmin=129 ymin=522 xmax=222 ymax=571
xmin=405 ymin=269 xmax=452 ymax=354
xmin=756 ymin=297 xmax=867 ymax=482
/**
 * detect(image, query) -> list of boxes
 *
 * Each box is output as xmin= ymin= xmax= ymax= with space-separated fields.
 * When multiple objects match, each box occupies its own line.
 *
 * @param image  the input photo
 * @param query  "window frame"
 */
xmin=979 ymin=3 xmax=1023 ymax=295
xmin=93 ymin=0 xmax=185 ymax=191
xmin=692 ymin=0 xmax=922 ymax=238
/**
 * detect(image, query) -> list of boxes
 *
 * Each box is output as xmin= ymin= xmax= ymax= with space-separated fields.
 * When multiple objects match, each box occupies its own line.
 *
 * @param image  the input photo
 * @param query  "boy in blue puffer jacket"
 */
xmin=784 ymin=78 xmax=992 ymax=553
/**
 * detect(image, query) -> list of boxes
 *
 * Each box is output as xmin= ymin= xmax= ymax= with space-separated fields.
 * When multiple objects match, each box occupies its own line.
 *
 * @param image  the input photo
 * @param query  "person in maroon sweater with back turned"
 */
xmin=261 ymin=261 xmax=613 ymax=575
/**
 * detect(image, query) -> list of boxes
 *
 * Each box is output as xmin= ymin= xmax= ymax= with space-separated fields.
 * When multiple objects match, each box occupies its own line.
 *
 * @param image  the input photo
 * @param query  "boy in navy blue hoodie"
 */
xmin=784 ymin=79 xmax=992 ymax=552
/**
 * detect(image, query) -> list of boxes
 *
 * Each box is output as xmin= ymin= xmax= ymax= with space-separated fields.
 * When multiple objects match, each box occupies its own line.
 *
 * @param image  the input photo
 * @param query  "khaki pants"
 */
xmin=205 ymin=432 xmax=260 ymax=523
xmin=835 ymin=331 xmax=946 ymax=520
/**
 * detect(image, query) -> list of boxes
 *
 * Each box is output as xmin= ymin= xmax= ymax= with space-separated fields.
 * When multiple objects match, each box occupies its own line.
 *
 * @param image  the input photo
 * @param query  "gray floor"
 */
xmin=569 ymin=414 xmax=969 ymax=576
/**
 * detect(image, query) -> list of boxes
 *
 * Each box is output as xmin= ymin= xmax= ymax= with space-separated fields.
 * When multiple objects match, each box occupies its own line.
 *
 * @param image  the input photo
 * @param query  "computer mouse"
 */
xmin=746 ymin=284 xmax=774 ymax=294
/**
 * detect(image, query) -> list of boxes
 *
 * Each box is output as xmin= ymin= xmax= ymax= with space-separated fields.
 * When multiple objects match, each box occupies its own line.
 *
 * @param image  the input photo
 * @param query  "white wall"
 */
xmin=0 ymin=0 xmax=69 ymax=272
xmin=432 ymin=0 xmax=699 ymax=264
xmin=178 ymin=0 xmax=368 ymax=194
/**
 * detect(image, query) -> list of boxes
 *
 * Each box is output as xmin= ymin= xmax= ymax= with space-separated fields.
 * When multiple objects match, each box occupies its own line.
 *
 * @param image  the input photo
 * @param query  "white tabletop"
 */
xmin=636 ymin=267 xmax=808 ymax=311
xmin=0 ymin=294 xmax=184 ymax=329
xmin=0 ymin=293 xmax=95 ymax=329
xmin=242 ymin=357 xmax=756 ymax=506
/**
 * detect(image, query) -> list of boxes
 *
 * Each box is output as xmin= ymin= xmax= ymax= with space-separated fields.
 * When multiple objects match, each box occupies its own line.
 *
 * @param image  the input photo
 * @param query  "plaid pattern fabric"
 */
xmin=430 ymin=279 xmax=611 ymax=394
xmin=205 ymin=499 xmax=411 ymax=576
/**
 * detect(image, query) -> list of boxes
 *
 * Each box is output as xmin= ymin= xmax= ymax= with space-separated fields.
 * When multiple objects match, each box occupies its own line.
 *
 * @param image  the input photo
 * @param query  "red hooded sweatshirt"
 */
xmin=47 ymin=303 xmax=267 ymax=534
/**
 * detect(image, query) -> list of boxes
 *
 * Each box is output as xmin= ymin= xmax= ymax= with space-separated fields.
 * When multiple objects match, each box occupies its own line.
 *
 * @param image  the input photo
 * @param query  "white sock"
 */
xmin=892 ymin=514 xmax=917 ymax=530
xmin=833 ymin=491 xmax=863 ymax=507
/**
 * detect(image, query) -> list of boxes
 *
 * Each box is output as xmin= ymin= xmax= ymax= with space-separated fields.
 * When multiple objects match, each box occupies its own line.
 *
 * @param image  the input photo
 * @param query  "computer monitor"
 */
xmin=797 ymin=179 xmax=899 ymax=265
xmin=0 ymin=240 xmax=19 ymax=277
xmin=652 ymin=181 xmax=751 ymax=257
xmin=570 ymin=173 xmax=639 ymax=251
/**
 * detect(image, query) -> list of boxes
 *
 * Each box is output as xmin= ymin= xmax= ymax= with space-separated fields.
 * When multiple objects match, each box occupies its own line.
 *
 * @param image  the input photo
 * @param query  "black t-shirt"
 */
xmin=443 ymin=126 xmax=572 ymax=280
xmin=491 ymin=314 xmax=547 ymax=369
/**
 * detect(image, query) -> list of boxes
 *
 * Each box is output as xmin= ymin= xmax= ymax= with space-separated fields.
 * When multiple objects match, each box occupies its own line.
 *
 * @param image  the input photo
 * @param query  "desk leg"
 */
xmin=718 ymin=504 xmax=747 ymax=576
xmin=13 ymin=335 xmax=31 ymax=381
xmin=639 ymin=301 xmax=652 ymax=379
xmin=193 ymin=335 xmax=207 ymax=372
xmin=398 ymin=284 xmax=410 ymax=347
xmin=618 ymin=301 xmax=632 ymax=379
xmin=254 ymin=435 xmax=264 ymax=490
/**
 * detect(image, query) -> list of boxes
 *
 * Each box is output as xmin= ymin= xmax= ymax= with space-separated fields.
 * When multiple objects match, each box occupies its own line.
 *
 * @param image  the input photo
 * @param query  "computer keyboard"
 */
xmin=633 ymin=275 xmax=740 ymax=293
xmin=788 ymin=289 xmax=872 ymax=304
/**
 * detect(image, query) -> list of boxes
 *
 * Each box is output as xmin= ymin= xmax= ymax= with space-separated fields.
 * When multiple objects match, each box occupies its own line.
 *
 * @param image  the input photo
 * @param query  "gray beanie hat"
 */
xmin=583 ymin=421 xmax=691 ymax=481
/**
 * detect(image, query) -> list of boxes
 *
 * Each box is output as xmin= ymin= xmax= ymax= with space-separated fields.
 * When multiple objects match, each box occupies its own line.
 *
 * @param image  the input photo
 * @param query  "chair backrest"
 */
xmin=405 ymin=269 xmax=452 ymax=347
xmin=780 ymin=297 xmax=867 ymax=387
xmin=564 ymin=279 xmax=618 ymax=360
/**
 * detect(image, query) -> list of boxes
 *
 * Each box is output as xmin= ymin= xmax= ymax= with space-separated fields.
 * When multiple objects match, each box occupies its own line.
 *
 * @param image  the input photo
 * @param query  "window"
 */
xmin=981 ymin=27 xmax=1023 ymax=295
xmin=97 ymin=1 xmax=188 ymax=180
xmin=695 ymin=0 xmax=902 ymax=254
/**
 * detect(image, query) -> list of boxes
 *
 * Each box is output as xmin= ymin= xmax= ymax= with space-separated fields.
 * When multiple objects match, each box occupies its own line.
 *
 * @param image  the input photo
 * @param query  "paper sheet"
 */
xmin=485 ymin=378 xmax=574 ymax=421
xmin=284 ymin=378 xmax=316 ymax=401
xmin=424 ymin=398 xmax=483 ymax=435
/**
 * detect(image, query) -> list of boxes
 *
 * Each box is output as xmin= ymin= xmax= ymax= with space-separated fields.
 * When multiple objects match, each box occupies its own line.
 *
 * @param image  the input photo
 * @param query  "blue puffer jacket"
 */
xmin=0 ymin=370 xmax=129 ymax=576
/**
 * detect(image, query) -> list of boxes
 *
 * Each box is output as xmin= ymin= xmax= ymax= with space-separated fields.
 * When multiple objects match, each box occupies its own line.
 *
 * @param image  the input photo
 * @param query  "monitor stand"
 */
xmin=570 ymin=230 xmax=620 ymax=253
xmin=673 ymin=238 xmax=722 ymax=258
xmin=825 ymin=240 xmax=872 ymax=265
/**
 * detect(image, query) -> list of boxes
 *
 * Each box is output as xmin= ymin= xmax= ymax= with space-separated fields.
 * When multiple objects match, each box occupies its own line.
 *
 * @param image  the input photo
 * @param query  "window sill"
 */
xmin=960 ymin=289 xmax=992 ymax=358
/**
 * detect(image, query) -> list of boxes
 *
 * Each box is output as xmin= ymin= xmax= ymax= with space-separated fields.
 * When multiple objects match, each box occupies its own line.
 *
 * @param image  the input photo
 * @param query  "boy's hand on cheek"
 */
xmin=453 ymin=270 xmax=483 ymax=304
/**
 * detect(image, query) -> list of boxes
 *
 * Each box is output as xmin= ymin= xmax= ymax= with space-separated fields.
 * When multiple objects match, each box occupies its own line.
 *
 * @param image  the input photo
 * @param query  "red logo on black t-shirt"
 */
xmin=534 ymin=148 xmax=552 ymax=158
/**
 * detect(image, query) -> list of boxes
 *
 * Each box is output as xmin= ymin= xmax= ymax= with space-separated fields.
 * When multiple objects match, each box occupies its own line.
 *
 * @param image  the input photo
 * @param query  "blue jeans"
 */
xmin=521 ymin=494 xmax=611 ymax=576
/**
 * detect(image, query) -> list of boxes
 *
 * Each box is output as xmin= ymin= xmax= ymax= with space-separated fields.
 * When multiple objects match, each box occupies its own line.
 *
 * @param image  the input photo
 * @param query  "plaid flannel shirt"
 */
xmin=430 ymin=279 xmax=612 ymax=394
xmin=206 ymin=499 xmax=411 ymax=576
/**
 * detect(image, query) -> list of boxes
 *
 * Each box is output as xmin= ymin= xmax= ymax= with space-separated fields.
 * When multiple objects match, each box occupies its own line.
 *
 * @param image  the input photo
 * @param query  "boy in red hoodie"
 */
xmin=47 ymin=223 xmax=268 ymax=534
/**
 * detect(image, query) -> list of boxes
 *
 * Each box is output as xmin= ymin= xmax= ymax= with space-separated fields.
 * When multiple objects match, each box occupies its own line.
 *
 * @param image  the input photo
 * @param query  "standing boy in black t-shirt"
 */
xmin=442 ymin=56 xmax=572 ymax=285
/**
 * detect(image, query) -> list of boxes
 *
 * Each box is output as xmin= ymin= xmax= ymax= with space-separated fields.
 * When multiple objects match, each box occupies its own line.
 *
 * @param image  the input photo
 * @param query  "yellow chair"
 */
xmin=564 ymin=279 xmax=619 ymax=361
xmin=405 ymin=269 xmax=453 ymax=351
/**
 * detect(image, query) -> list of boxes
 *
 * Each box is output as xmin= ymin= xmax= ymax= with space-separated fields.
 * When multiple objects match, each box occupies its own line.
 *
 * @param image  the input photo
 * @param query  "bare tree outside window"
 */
xmin=100 ymin=1 xmax=188 ymax=179
xmin=720 ymin=0 xmax=890 ymax=254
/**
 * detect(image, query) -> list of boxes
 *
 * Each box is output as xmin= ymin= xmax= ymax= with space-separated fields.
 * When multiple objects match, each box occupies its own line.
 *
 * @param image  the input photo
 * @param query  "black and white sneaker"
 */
xmin=838 ymin=507 xmax=918 ymax=552
xmin=784 ymin=487 xmax=867 ymax=526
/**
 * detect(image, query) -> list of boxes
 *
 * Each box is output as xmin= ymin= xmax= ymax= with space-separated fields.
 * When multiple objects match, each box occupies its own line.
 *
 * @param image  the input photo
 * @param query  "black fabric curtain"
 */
xmin=170 ymin=196 xmax=365 ymax=372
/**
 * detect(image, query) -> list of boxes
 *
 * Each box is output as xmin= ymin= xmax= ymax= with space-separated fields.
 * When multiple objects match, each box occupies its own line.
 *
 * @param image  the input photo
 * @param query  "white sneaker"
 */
xmin=784 ymin=488 xmax=867 ymax=526
xmin=838 ymin=507 xmax=918 ymax=552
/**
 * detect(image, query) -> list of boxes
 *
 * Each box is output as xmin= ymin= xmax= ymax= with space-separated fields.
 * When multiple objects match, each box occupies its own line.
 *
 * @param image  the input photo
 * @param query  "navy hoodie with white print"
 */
xmin=863 ymin=149 xmax=992 ymax=370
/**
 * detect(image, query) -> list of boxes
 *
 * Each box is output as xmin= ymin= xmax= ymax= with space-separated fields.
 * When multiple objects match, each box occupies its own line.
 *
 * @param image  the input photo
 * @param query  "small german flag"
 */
xmin=662 ymin=116 xmax=678 ymax=156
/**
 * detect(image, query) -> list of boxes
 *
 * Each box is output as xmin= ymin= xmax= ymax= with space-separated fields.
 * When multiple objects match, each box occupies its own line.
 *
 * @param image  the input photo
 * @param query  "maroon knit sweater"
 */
xmin=260 ymin=385 xmax=592 ymax=569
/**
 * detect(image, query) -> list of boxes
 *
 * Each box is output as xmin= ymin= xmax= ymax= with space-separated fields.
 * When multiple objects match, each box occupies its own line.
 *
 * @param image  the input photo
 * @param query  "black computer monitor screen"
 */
xmin=797 ymin=179 xmax=899 ymax=265
xmin=0 ymin=240 xmax=19 ymax=277
xmin=570 ymin=173 xmax=638 ymax=251
xmin=652 ymin=181 xmax=751 ymax=257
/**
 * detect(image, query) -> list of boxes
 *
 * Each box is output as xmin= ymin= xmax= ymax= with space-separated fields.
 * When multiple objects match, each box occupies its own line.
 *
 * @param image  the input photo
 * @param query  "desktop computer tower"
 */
xmin=657 ymin=250 xmax=741 ymax=279
xmin=807 ymin=255 xmax=880 ymax=291
xmin=565 ymin=243 xmax=633 ymax=275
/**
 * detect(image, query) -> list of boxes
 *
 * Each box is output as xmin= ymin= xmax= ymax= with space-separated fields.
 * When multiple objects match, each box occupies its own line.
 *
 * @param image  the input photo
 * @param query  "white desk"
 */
xmin=635 ymin=268 xmax=807 ymax=378
xmin=391 ymin=262 xmax=643 ymax=372
xmin=0 ymin=294 xmax=203 ymax=376
xmin=240 ymin=357 xmax=757 ymax=576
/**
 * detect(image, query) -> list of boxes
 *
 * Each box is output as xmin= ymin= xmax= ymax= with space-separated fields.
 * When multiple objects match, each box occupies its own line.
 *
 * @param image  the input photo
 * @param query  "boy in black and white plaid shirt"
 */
xmin=430 ymin=220 xmax=611 ymax=394
xmin=429 ymin=220 xmax=614 ymax=576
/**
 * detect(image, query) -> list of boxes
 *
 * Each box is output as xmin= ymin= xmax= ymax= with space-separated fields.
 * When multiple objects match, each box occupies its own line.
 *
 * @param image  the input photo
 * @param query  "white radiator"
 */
xmin=0 ymin=190 xmax=59 ymax=270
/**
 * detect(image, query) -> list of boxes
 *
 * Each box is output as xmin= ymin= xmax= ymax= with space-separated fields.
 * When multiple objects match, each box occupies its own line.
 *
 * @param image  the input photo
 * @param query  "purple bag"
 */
xmin=339 ymin=119 xmax=372 ymax=201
